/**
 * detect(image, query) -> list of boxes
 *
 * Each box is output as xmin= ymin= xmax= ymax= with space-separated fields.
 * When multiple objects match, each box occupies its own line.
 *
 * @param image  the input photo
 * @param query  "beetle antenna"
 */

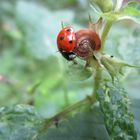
xmin=61 ymin=21 xmax=64 ymax=29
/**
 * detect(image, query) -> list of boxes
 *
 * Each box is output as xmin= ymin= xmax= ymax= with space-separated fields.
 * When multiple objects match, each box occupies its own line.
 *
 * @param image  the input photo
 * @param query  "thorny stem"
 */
xmin=43 ymin=96 xmax=96 ymax=129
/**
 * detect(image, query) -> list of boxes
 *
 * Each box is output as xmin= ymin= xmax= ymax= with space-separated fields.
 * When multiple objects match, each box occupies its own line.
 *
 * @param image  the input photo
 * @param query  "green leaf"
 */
xmin=97 ymin=81 xmax=137 ymax=140
xmin=0 ymin=104 xmax=110 ymax=140
xmin=0 ymin=100 xmax=139 ymax=140
xmin=90 ymin=0 xmax=113 ymax=13
xmin=0 ymin=104 xmax=42 ymax=140
xmin=118 ymin=2 xmax=140 ymax=24
xmin=102 ymin=2 xmax=140 ymax=24
xmin=100 ymin=54 xmax=139 ymax=80
xmin=122 ymin=2 xmax=140 ymax=15
xmin=131 ymin=99 xmax=140 ymax=139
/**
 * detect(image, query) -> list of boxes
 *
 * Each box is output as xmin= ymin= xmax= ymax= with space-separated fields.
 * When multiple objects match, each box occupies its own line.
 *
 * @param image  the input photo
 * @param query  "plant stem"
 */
xmin=43 ymin=96 xmax=96 ymax=129
xmin=88 ymin=57 xmax=102 ymax=97
xmin=92 ymin=20 xmax=113 ymax=96
xmin=101 ymin=21 xmax=113 ymax=51
xmin=63 ymin=79 xmax=69 ymax=106
xmin=93 ymin=67 xmax=102 ymax=97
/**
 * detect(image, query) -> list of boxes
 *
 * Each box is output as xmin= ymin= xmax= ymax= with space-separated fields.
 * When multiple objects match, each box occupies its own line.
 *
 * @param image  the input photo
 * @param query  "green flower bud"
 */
xmin=91 ymin=0 xmax=113 ymax=12
xmin=100 ymin=54 xmax=139 ymax=81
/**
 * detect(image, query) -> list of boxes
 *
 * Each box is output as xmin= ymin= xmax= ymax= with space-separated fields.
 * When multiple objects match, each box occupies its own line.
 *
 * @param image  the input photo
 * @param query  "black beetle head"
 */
xmin=61 ymin=51 xmax=76 ymax=61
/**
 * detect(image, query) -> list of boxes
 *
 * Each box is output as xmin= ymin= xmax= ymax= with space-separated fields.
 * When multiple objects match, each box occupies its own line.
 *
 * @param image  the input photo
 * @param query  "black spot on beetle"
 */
xmin=69 ymin=40 xmax=73 ymax=44
xmin=110 ymin=55 xmax=114 ymax=58
xmin=66 ymin=29 xmax=71 ymax=32
xmin=60 ymin=36 xmax=64 ymax=40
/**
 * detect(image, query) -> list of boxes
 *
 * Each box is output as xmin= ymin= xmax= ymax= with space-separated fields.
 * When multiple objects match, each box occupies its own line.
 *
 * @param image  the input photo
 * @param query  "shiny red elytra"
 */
xmin=57 ymin=27 xmax=76 ymax=53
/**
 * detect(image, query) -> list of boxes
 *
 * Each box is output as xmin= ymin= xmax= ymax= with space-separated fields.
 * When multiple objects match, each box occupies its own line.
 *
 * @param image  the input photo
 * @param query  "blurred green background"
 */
xmin=0 ymin=0 xmax=140 ymax=118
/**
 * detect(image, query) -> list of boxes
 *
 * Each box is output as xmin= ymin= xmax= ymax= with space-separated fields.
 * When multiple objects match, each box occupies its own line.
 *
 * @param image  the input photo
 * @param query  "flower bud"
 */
xmin=91 ymin=0 xmax=113 ymax=12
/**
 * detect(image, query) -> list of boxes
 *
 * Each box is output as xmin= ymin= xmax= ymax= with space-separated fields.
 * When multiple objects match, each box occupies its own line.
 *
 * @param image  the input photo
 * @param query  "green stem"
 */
xmin=93 ymin=66 xmax=102 ymax=97
xmin=89 ymin=57 xmax=102 ymax=97
xmin=101 ymin=21 xmax=113 ymax=51
xmin=43 ymin=96 xmax=96 ymax=129
xmin=63 ymin=79 xmax=69 ymax=106
xmin=91 ymin=21 xmax=113 ymax=97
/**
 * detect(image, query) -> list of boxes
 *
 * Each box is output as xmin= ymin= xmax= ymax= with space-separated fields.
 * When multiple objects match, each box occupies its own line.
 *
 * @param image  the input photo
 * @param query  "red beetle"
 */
xmin=57 ymin=27 xmax=77 ymax=61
